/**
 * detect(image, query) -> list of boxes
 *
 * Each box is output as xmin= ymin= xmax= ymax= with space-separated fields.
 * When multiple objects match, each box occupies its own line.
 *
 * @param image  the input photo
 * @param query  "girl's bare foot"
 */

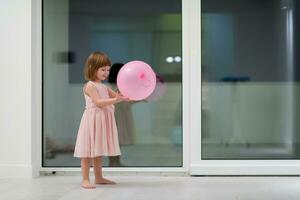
xmin=81 ymin=180 xmax=96 ymax=189
xmin=95 ymin=177 xmax=116 ymax=184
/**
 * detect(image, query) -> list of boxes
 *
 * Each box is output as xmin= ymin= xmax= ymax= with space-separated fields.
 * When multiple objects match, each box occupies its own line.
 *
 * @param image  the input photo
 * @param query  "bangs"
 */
xmin=94 ymin=53 xmax=111 ymax=67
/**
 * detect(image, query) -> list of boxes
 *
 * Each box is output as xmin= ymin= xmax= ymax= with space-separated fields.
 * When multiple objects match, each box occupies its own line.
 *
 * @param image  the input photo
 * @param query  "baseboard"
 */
xmin=0 ymin=164 xmax=35 ymax=178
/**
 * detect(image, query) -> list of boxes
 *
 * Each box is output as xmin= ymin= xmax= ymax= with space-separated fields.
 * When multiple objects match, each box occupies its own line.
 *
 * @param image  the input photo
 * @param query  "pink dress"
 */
xmin=74 ymin=81 xmax=121 ymax=158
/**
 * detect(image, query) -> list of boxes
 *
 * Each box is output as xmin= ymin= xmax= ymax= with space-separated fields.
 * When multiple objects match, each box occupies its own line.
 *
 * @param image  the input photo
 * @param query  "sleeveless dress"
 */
xmin=74 ymin=81 xmax=121 ymax=158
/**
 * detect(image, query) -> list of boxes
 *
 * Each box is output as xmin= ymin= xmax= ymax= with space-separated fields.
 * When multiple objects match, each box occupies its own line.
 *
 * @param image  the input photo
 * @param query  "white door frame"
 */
xmin=31 ymin=0 xmax=43 ymax=177
xmin=32 ymin=0 xmax=300 ymax=176
xmin=189 ymin=0 xmax=300 ymax=175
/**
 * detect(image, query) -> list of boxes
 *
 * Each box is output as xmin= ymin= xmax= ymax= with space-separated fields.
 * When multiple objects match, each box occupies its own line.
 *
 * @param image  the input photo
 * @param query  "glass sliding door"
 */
xmin=42 ymin=0 xmax=182 ymax=167
xmin=200 ymin=0 xmax=300 ymax=161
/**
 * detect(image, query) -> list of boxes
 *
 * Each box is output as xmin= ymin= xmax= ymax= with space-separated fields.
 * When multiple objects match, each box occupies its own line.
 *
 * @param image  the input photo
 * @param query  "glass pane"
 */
xmin=202 ymin=0 xmax=299 ymax=159
xmin=43 ymin=0 xmax=182 ymax=167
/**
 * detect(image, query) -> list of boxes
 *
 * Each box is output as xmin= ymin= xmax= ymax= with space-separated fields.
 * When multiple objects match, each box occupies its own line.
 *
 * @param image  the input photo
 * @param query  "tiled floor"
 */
xmin=1 ymin=175 xmax=300 ymax=200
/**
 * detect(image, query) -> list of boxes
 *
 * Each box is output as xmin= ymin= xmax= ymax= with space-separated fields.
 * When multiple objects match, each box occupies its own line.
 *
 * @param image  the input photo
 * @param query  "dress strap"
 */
xmin=90 ymin=81 xmax=104 ymax=90
xmin=89 ymin=81 xmax=98 ymax=87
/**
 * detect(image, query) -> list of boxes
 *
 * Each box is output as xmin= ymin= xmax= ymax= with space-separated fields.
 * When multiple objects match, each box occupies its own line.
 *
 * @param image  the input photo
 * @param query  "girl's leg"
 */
xmin=93 ymin=156 xmax=116 ymax=184
xmin=81 ymin=158 xmax=96 ymax=189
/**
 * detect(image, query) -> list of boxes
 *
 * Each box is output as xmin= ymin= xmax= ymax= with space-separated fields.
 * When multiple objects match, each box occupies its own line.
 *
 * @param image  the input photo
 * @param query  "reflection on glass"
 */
xmin=43 ymin=0 xmax=182 ymax=167
xmin=202 ymin=0 xmax=298 ymax=159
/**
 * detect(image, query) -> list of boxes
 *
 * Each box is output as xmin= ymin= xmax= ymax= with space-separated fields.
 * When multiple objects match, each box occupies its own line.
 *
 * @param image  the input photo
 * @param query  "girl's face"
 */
xmin=96 ymin=66 xmax=110 ymax=81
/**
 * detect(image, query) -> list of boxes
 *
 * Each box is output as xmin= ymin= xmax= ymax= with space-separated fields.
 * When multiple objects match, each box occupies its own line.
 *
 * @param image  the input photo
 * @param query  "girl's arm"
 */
xmin=85 ymin=82 xmax=124 ymax=108
xmin=107 ymin=87 xmax=118 ymax=98
xmin=108 ymin=87 xmax=136 ymax=103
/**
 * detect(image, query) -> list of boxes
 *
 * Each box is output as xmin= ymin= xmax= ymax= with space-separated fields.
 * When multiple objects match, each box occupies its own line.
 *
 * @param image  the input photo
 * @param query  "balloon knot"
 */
xmin=140 ymin=73 xmax=145 ymax=79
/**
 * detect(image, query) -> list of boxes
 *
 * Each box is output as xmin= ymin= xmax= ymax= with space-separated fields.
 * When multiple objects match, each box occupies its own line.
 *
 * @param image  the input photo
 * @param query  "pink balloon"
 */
xmin=117 ymin=61 xmax=156 ymax=100
xmin=146 ymin=75 xmax=167 ymax=102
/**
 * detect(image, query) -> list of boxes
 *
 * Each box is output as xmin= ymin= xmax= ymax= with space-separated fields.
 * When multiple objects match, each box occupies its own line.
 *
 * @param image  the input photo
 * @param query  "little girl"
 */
xmin=74 ymin=52 xmax=129 ymax=189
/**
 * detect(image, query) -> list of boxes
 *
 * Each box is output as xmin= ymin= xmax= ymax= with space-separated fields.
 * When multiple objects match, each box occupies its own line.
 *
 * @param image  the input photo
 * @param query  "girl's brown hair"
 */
xmin=84 ymin=52 xmax=112 ymax=81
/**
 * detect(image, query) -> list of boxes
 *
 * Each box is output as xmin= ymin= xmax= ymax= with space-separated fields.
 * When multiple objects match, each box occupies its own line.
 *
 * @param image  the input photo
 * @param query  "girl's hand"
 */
xmin=115 ymin=93 xmax=131 ymax=102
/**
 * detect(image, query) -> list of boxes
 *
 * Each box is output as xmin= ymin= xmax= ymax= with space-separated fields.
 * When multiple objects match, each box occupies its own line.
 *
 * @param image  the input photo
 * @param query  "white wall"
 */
xmin=0 ymin=0 xmax=34 ymax=178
